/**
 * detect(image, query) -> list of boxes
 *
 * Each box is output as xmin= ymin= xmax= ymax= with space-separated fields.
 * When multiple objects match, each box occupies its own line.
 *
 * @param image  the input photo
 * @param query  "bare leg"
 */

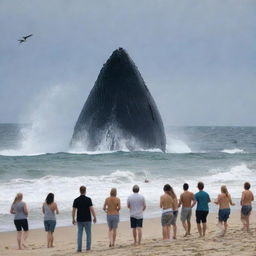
xmin=182 ymin=221 xmax=188 ymax=236
xmin=137 ymin=228 xmax=142 ymax=245
xmin=47 ymin=232 xmax=51 ymax=248
xmin=17 ymin=231 xmax=22 ymax=250
xmin=197 ymin=223 xmax=202 ymax=237
xmin=22 ymin=231 xmax=29 ymax=248
xmin=202 ymin=223 xmax=207 ymax=236
xmin=187 ymin=221 xmax=191 ymax=235
xmin=108 ymin=228 xmax=113 ymax=246
xmin=132 ymin=228 xmax=137 ymax=245
xmin=222 ymin=222 xmax=228 ymax=236
xmin=112 ymin=228 xmax=117 ymax=246
xmin=50 ymin=232 xmax=54 ymax=247
xmin=241 ymin=215 xmax=246 ymax=230
xmin=245 ymin=215 xmax=250 ymax=232
xmin=172 ymin=224 xmax=177 ymax=239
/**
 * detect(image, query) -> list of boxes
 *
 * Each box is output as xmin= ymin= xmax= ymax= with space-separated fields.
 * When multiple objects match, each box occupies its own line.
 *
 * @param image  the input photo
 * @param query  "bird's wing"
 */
xmin=18 ymin=39 xmax=24 ymax=43
xmin=23 ymin=34 xmax=33 ymax=39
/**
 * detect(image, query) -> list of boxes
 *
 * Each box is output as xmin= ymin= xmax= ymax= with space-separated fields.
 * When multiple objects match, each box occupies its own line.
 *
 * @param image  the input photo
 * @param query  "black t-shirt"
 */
xmin=73 ymin=195 xmax=93 ymax=222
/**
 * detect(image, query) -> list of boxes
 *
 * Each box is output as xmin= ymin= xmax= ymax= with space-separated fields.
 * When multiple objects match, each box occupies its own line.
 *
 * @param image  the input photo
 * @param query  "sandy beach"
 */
xmin=1 ymin=211 xmax=256 ymax=256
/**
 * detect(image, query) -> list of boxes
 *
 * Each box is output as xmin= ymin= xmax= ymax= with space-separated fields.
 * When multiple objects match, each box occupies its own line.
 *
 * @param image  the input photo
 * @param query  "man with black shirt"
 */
xmin=72 ymin=186 xmax=96 ymax=252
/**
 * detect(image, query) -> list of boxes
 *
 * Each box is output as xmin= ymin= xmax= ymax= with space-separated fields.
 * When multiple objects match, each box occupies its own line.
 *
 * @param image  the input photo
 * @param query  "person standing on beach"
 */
xmin=192 ymin=182 xmax=211 ymax=237
xmin=214 ymin=185 xmax=235 ymax=236
xmin=178 ymin=183 xmax=195 ymax=237
xmin=42 ymin=193 xmax=59 ymax=248
xmin=72 ymin=186 xmax=97 ymax=252
xmin=160 ymin=184 xmax=175 ymax=240
xmin=240 ymin=182 xmax=254 ymax=232
xmin=127 ymin=185 xmax=146 ymax=245
xmin=103 ymin=188 xmax=121 ymax=247
xmin=168 ymin=186 xmax=178 ymax=239
xmin=10 ymin=193 xmax=29 ymax=250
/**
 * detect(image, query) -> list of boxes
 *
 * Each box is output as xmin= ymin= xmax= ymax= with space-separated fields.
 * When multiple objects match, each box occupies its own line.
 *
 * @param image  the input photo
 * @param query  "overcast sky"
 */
xmin=0 ymin=0 xmax=256 ymax=126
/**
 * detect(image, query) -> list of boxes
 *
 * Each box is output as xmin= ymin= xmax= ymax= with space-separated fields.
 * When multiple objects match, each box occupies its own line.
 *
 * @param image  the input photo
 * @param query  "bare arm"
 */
xmin=55 ymin=203 xmax=59 ymax=214
xmin=191 ymin=195 xmax=197 ymax=208
xmin=72 ymin=208 xmax=77 ymax=225
xmin=160 ymin=196 xmax=163 ymax=209
xmin=42 ymin=203 xmax=45 ymax=214
xmin=90 ymin=206 xmax=97 ymax=223
xmin=117 ymin=198 xmax=121 ymax=211
xmin=214 ymin=195 xmax=220 ymax=205
xmin=143 ymin=198 xmax=146 ymax=211
xmin=10 ymin=204 xmax=15 ymax=214
xmin=127 ymin=198 xmax=130 ymax=209
xmin=228 ymin=195 xmax=235 ymax=206
xmin=178 ymin=194 xmax=182 ymax=208
xmin=240 ymin=192 xmax=245 ymax=206
xmin=103 ymin=199 xmax=107 ymax=212
xmin=23 ymin=203 xmax=28 ymax=216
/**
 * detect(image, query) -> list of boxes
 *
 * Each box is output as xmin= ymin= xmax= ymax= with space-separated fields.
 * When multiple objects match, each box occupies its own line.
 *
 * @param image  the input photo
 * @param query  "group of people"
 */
xmin=9 ymin=182 xmax=254 ymax=252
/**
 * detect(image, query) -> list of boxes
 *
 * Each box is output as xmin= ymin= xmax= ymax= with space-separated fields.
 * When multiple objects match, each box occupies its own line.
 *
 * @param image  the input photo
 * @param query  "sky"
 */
xmin=0 ymin=0 xmax=256 ymax=126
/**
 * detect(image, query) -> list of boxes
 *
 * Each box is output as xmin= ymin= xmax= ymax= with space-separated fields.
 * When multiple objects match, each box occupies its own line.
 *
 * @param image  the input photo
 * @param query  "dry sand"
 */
xmin=1 ymin=211 xmax=256 ymax=256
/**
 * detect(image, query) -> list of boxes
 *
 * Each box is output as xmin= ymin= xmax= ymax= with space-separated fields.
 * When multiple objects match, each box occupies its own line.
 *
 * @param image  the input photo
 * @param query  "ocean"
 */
xmin=0 ymin=124 xmax=256 ymax=232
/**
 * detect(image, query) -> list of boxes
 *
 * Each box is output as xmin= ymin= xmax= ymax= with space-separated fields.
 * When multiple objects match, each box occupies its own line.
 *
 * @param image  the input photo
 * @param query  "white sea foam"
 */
xmin=166 ymin=138 xmax=192 ymax=153
xmin=221 ymin=148 xmax=245 ymax=154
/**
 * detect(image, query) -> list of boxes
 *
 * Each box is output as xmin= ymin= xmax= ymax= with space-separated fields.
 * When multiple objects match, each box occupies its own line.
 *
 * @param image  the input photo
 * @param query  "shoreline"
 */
xmin=1 ymin=210 xmax=256 ymax=255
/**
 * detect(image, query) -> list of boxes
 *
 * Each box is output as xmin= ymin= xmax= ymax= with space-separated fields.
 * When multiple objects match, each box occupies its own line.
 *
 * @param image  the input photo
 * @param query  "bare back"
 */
xmin=217 ymin=193 xmax=232 ymax=209
xmin=179 ymin=191 xmax=194 ymax=208
xmin=160 ymin=194 xmax=174 ymax=210
xmin=241 ymin=190 xmax=254 ymax=206
xmin=104 ymin=196 xmax=121 ymax=215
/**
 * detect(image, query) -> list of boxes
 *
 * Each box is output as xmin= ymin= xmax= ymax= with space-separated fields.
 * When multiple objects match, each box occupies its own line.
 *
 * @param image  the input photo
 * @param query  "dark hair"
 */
xmin=80 ymin=186 xmax=86 ymax=194
xmin=183 ymin=183 xmax=189 ymax=191
xmin=163 ymin=184 xmax=171 ymax=192
xmin=244 ymin=182 xmax=250 ymax=190
xmin=197 ymin=182 xmax=204 ymax=190
xmin=46 ymin=193 xmax=54 ymax=205
xmin=133 ymin=185 xmax=139 ymax=193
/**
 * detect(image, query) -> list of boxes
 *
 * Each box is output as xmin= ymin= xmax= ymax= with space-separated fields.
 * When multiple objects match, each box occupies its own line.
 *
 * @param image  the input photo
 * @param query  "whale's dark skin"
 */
xmin=71 ymin=48 xmax=166 ymax=151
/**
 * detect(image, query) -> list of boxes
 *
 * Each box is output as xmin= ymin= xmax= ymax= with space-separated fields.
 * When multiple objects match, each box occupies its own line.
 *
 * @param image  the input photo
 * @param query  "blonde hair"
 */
xmin=169 ymin=186 xmax=177 ymax=200
xmin=221 ymin=185 xmax=229 ymax=197
xmin=13 ymin=193 xmax=23 ymax=205
xmin=110 ymin=188 xmax=117 ymax=197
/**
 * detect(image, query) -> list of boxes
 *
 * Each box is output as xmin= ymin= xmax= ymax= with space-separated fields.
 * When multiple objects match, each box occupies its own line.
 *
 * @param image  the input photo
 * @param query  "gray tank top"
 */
xmin=43 ymin=203 xmax=56 ymax=221
xmin=13 ymin=201 xmax=27 ymax=220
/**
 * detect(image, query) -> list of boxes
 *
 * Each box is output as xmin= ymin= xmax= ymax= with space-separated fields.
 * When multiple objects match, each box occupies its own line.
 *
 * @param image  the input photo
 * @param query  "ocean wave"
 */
xmin=221 ymin=148 xmax=245 ymax=154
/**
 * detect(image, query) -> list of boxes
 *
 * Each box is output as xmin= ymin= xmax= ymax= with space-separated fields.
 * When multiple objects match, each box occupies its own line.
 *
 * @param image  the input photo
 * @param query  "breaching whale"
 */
xmin=70 ymin=48 xmax=166 ymax=151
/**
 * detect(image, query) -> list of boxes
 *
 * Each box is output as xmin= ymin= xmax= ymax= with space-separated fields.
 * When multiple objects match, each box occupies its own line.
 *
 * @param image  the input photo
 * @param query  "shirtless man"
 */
xmin=214 ymin=185 xmax=235 ymax=236
xmin=160 ymin=184 xmax=175 ymax=240
xmin=103 ymin=188 xmax=121 ymax=247
xmin=240 ymin=182 xmax=254 ymax=232
xmin=178 ymin=183 xmax=195 ymax=236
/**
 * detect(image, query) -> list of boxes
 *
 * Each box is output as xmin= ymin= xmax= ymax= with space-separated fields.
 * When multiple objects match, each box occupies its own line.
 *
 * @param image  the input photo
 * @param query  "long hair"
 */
xmin=221 ymin=185 xmax=229 ymax=197
xmin=163 ymin=184 xmax=171 ymax=196
xmin=46 ymin=193 xmax=54 ymax=205
xmin=13 ymin=193 xmax=23 ymax=205
xmin=169 ymin=186 xmax=177 ymax=200
xmin=110 ymin=188 xmax=117 ymax=197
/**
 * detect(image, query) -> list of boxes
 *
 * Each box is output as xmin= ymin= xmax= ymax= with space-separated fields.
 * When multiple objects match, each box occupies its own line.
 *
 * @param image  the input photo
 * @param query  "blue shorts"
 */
xmin=107 ymin=215 xmax=119 ymax=229
xmin=218 ymin=208 xmax=230 ymax=222
xmin=44 ymin=220 xmax=56 ymax=232
xmin=241 ymin=205 xmax=252 ymax=216
xmin=130 ymin=217 xmax=143 ymax=228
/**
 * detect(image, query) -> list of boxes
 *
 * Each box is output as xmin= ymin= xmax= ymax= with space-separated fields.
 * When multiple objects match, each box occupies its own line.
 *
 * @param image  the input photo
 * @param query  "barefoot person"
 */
xmin=10 ymin=193 xmax=29 ymax=250
xmin=160 ymin=184 xmax=175 ymax=240
xmin=127 ymin=185 xmax=146 ymax=245
xmin=72 ymin=186 xmax=97 ymax=252
xmin=240 ymin=182 xmax=254 ymax=232
xmin=178 ymin=183 xmax=195 ymax=237
xmin=214 ymin=185 xmax=235 ymax=236
xmin=42 ymin=193 xmax=59 ymax=248
xmin=192 ymin=182 xmax=211 ymax=237
xmin=103 ymin=188 xmax=121 ymax=247
xmin=169 ymin=186 xmax=178 ymax=239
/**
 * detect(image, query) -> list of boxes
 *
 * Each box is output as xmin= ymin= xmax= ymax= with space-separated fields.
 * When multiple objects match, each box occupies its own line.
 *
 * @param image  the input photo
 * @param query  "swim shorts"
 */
xmin=196 ymin=210 xmax=208 ymax=223
xmin=161 ymin=211 xmax=173 ymax=226
xmin=170 ymin=210 xmax=178 ymax=225
xmin=130 ymin=217 xmax=143 ymax=228
xmin=107 ymin=215 xmax=119 ymax=229
xmin=218 ymin=208 xmax=230 ymax=222
xmin=180 ymin=207 xmax=192 ymax=222
xmin=241 ymin=205 xmax=252 ymax=216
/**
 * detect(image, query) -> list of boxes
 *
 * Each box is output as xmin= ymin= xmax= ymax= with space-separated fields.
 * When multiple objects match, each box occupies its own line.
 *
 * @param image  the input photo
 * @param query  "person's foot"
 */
xmin=172 ymin=236 xmax=176 ymax=240
xmin=184 ymin=232 xmax=188 ymax=237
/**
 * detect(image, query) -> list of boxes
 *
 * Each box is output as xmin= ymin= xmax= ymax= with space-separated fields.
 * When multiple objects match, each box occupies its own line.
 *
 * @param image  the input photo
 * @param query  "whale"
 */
xmin=70 ymin=48 xmax=166 ymax=152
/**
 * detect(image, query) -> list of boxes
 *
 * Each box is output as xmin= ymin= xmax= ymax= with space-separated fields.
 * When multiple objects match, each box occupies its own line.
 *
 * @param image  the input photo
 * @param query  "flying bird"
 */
xmin=18 ymin=34 xmax=33 ymax=43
